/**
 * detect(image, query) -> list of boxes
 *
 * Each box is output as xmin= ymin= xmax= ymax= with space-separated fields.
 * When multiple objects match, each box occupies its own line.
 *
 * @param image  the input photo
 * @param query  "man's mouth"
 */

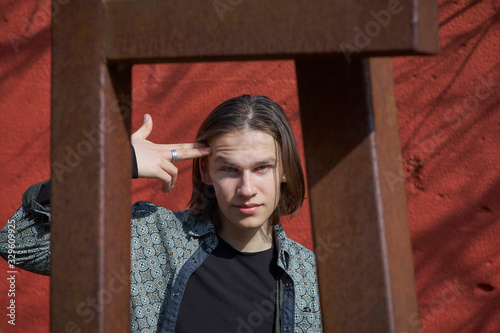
xmin=233 ymin=204 xmax=262 ymax=214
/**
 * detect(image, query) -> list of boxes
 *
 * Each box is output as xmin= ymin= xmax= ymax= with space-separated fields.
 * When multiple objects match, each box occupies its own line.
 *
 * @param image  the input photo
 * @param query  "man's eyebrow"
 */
xmin=253 ymin=157 xmax=277 ymax=166
xmin=214 ymin=156 xmax=277 ymax=167
xmin=214 ymin=156 xmax=236 ymax=165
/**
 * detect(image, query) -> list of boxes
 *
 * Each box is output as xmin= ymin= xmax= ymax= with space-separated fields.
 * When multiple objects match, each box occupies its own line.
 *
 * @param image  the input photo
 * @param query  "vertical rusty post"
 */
xmin=296 ymin=57 xmax=419 ymax=332
xmin=51 ymin=2 xmax=131 ymax=332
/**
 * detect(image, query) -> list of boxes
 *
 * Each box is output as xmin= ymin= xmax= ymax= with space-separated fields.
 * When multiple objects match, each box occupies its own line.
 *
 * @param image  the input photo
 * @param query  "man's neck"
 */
xmin=216 ymin=223 xmax=273 ymax=253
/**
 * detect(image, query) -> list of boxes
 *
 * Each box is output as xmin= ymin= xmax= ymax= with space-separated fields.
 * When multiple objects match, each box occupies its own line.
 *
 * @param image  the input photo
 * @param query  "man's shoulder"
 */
xmin=132 ymin=201 xmax=189 ymax=219
xmin=132 ymin=200 xmax=181 ymax=218
xmin=131 ymin=201 xmax=214 ymax=235
xmin=286 ymin=238 xmax=317 ymax=265
xmin=131 ymin=201 xmax=189 ymax=227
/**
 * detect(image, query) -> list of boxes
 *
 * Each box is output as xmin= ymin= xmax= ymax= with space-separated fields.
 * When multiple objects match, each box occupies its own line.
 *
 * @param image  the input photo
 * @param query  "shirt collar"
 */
xmin=186 ymin=214 xmax=293 ymax=267
xmin=185 ymin=211 xmax=216 ymax=237
xmin=274 ymin=224 xmax=292 ymax=271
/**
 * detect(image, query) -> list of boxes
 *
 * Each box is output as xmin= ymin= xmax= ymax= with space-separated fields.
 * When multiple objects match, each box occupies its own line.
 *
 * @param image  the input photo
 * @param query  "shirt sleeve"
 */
xmin=22 ymin=179 xmax=51 ymax=215
xmin=0 ymin=180 xmax=52 ymax=276
xmin=18 ymin=144 xmax=137 ymax=213
xmin=0 ymin=145 xmax=138 ymax=276
xmin=132 ymin=144 xmax=139 ymax=179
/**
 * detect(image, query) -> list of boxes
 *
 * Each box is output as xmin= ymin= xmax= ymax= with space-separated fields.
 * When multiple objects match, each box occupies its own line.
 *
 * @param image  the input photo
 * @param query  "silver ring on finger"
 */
xmin=171 ymin=149 xmax=178 ymax=163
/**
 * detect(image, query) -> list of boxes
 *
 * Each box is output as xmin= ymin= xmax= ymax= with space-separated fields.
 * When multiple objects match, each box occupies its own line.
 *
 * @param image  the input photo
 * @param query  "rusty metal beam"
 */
xmin=296 ymin=57 xmax=418 ymax=332
xmin=105 ymin=0 xmax=438 ymax=62
xmin=49 ymin=0 xmax=434 ymax=330
xmin=51 ymin=1 xmax=132 ymax=331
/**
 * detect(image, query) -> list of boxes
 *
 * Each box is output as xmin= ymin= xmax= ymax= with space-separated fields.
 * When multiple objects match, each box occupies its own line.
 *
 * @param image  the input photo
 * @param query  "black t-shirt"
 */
xmin=175 ymin=236 xmax=277 ymax=333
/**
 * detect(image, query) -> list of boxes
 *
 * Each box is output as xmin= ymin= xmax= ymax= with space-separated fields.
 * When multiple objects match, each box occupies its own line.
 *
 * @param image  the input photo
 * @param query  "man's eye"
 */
xmin=256 ymin=165 xmax=270 ymax=172
xmin=222 ymin=167 xmax=236 ymax=173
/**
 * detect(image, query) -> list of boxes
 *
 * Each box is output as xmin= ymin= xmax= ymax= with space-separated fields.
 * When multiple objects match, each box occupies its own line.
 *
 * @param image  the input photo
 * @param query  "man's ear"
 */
xmin=281 ymin=173 xmax=287 ymax=183
xmin=199 ymin=157 xmax=213 ymax=185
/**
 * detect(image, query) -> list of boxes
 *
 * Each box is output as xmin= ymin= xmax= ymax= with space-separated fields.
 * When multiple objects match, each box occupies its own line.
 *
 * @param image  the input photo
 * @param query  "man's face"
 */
xmin=201 ymin=130 xmax=284 ymax=237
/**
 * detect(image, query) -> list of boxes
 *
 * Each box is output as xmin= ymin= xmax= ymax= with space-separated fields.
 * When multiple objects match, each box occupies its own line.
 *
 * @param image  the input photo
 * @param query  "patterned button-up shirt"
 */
xmin=1 ymin=200 xmax=323 ymax=332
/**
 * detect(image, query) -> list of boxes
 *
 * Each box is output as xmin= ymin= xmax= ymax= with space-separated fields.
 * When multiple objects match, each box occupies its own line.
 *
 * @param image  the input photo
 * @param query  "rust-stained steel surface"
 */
xmin=296 ymin=57 xmax=419 ymax=332
xmin=106 ymin=0 xmax=438 ymax=62
xmin=51 ymin=1 xmax=132 ymax=331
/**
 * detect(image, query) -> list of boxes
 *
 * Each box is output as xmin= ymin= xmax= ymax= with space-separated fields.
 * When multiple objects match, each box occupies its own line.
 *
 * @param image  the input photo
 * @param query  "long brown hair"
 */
xmin=189 ymin=95 xmax=305 ymax=225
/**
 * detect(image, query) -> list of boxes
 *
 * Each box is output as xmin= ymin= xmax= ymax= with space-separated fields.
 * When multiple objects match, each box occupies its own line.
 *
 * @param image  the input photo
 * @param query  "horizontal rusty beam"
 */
xmin=105 ymin=0 xmax=438 ymax=63
xmin=296 ymin=56 xmax=419 ymax=332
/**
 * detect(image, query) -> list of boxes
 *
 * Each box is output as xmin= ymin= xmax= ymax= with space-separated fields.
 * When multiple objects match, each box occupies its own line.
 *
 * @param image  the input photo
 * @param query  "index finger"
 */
xmin=168 ymin=143 xmax=212 ymax=162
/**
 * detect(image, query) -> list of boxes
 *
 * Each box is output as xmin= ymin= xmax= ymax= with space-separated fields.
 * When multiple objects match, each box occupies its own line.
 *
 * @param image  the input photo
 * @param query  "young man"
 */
xmin=1 ymin=95 xmax=323 ymax=332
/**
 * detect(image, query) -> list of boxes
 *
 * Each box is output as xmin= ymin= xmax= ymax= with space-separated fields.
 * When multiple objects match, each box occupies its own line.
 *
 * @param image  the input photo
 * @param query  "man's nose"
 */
xmin=237 ymin=172 xmax=257 ymax=198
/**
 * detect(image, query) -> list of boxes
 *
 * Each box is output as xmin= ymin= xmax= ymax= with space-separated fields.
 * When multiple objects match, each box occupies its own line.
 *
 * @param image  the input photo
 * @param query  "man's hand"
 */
xmin=131 ymin=114 xmax=211 ymax=193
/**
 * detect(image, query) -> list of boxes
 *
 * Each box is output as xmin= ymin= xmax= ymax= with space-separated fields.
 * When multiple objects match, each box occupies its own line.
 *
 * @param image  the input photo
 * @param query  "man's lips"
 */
xmin=233 ymin=204 xmax=262 ymax=214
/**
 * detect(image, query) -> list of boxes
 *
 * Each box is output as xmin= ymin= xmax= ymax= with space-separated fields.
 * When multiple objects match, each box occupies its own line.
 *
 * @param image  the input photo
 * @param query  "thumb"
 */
xmin=132 ymin=114 xmax=153 ymax=140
